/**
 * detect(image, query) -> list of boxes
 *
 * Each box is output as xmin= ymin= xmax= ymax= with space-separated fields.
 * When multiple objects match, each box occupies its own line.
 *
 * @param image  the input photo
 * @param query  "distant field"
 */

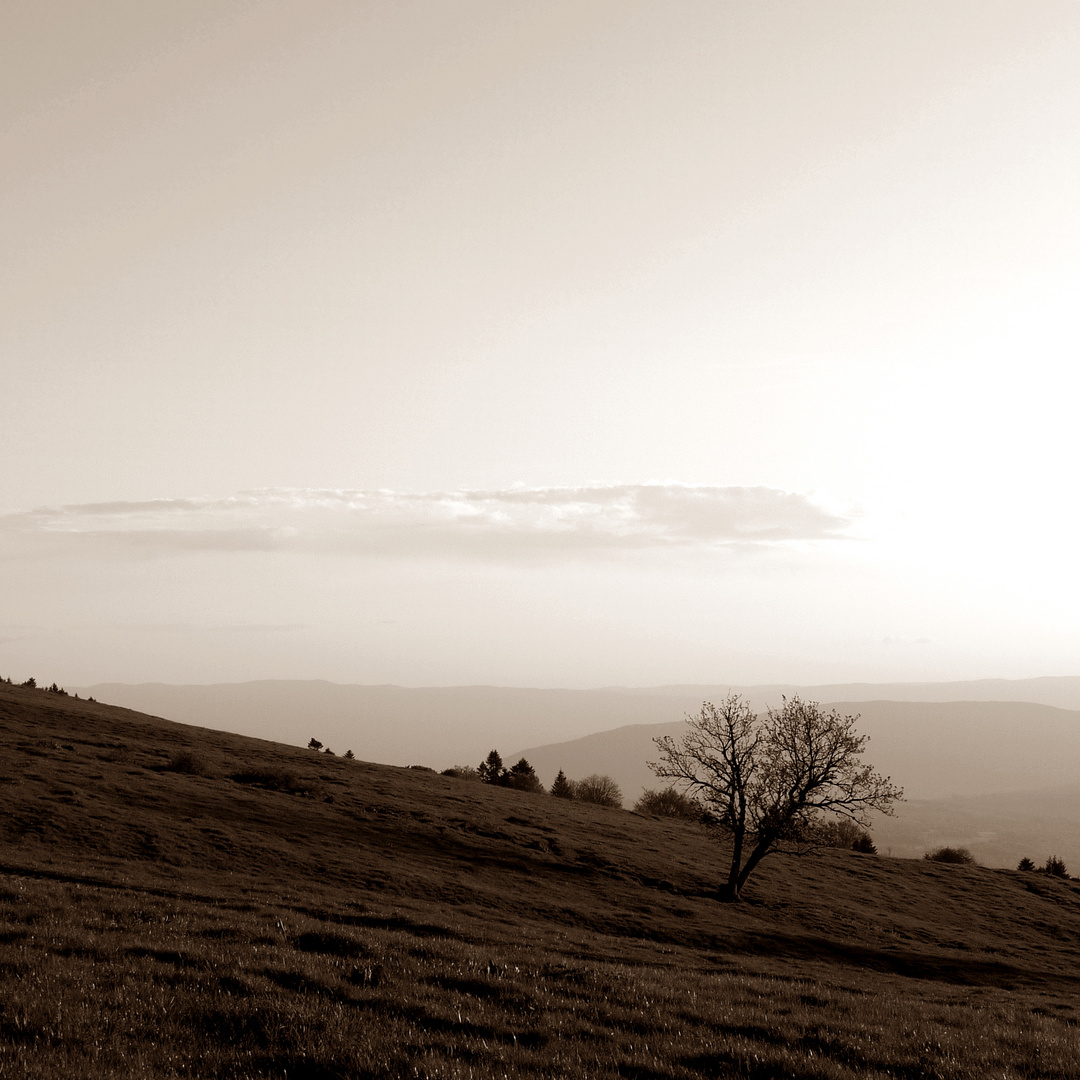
xmin=4 ymin=682 xmax=1080 ymax=1077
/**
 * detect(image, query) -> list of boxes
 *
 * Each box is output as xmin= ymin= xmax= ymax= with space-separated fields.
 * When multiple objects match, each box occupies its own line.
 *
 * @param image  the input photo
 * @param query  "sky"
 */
xmin=2 ymin=0 xmax=1079 ymax=689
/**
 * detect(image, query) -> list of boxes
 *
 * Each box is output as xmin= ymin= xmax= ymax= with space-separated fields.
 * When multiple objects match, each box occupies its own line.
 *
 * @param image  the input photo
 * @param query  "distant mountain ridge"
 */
xmin=512 ymin=698 xmax=1080 ymax=800
xmin=72 ymin=676 xmax=1080 ymax=775
xmin=599 ymin=677 xmax=1080 ymax=711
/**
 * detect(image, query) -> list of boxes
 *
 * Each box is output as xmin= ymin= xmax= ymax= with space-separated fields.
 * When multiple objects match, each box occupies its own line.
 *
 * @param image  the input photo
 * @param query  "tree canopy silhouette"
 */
xmin=550 ymin=770 xmax=573 ymax=799
xmin=478 ymin=750 xmax=504 ymax=785
xmin=650 ymin=694 xmax=902 ymax=901
xmin=503 ymin=758 xmax=542 ymax=792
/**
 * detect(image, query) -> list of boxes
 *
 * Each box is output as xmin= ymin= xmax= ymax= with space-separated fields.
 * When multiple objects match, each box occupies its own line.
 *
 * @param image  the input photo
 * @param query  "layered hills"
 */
xmin=515 ymin=700 xmax=1080 ymax=869
xmin=4 ymin=680 xmax=1080 ymax=1077
xmin=72 ymin=675 xmax=1080 ymax=772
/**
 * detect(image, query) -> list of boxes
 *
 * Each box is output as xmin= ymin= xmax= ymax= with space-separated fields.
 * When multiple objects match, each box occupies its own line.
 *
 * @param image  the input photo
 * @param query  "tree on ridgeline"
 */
xmin=505 ymin=758 xmax=544 ymax=793
xmin=925 ymin=847 xmax=975 ymax=865
xmin=650 ymin=694 xmax=902 ymax=902
xmin=1043 ymin=856 xmax=1069 ymax=878
xmin=550 ymin=770 xmax=573 ymax=799
xmin=572 ymin=774 xmax=623 ymax=809
xmin=634 ymin=787 xmax=702 ymax=820
xmin=442 ymin=765 xmax=481 ymax=781
xmin=478 ymin=750 xmax=504 ymax=785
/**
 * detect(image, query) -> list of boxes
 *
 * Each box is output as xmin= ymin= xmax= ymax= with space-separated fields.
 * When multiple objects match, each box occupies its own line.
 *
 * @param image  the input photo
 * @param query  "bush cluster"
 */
xmin=4 ymin=675 xmax=72 ymax=696
xmin=1017 ymin=855 xmax=1070 ymax=878
xmin=441 ymin=765 xmax=481 ymax=781
xmin=306 ymin=738 xmax=354 ymax=759
xmin=924 ymin=846 xmax=976 ymax=865
xmin=473 ymin=751 xmax=545 ymax=793
xmin=633 ymin=787 xmax=702 ymax=820
xmin=801 ymin=817 xmax=878 ymax=854
xmin=438 ymin=753 xmax=623 ymax=807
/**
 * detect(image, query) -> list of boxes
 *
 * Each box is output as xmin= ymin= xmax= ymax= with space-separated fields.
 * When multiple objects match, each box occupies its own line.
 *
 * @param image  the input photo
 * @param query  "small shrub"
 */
xmin=924 ymin=846 xmax=976 ymax=865
xmin=803 ymin=817 xmax=876 ymax=853
xmin=307 ymin=738 xmax=323 ymax=751
xmin=550 ymin=770 xmax=573 ymax=798
xmin=343 ymin=750 xmax=355 ymax=760
xmin=1017 ymin=856 xmax=1035 ymax=872
xmin=634 ymin=787 xmax=702 ymax=820
xmin=164 ymin=750 xmax=210 ymax=776
xmin=442 ymin=765 xmax=481 ymax=781
xmin=1042 ymin=856 xmax=1069 ymax=878
xmin=851 ymin=832 xmax=877 ymax=854
xmin=408 ymin=764 xmax=435 ymax=772
xmin=20 ymin=677 xmax=36 ymax=689
xmin=572 ymin=774 xmax=623 ymax=809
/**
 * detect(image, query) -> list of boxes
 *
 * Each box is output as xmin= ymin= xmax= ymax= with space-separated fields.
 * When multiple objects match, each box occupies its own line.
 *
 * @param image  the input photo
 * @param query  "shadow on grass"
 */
xmin=229 ymin=769 xmax=314 ymax=795
xmin=740 ymin=929 xmax=1080 ymax=991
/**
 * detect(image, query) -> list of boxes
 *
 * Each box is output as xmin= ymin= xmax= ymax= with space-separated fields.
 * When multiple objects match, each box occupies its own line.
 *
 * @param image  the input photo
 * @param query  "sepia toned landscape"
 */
xmin=5 ymin=678 xmax=1080 ymax=1078
xmin=6 ymin=2 xmax=1080 ymax=1076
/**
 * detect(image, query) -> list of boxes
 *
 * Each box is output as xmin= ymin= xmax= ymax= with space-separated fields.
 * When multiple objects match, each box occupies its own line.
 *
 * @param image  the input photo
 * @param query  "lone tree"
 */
xmin=649 ymin=694 xmax=902 ymax=901
xmin=572 ymin=773 xmax=623 ymax=809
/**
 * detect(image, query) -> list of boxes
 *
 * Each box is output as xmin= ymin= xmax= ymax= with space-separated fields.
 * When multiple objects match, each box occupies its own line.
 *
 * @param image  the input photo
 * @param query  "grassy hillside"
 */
xmin=4 ymin=682 xmax=1080 ymax=1078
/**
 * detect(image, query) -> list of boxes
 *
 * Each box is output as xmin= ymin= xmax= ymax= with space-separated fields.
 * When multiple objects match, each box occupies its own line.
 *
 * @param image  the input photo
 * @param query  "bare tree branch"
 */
xmin=650 ymin=694 xmax=903 ymax=900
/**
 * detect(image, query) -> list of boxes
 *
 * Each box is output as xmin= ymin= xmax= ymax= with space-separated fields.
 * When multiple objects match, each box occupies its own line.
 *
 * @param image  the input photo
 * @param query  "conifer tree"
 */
xmin=550 ymin=769 xmax=573 ymax=799
xmin=478 ymin=749 xmax=504 ymax=784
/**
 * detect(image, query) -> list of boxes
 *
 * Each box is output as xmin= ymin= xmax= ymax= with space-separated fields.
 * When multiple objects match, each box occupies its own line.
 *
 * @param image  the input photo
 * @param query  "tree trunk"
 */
xmin=722 ymin=827 xmax=745 ymax=901
xmin=734 ymin=836 xmax=775 ymax=897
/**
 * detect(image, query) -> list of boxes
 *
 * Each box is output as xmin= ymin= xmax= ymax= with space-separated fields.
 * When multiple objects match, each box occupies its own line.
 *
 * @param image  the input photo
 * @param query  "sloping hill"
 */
xmin=4 ymin=681 xmax=1080 ymax=1077
xmin=70 ymin=675 xmax=1080 ymax=772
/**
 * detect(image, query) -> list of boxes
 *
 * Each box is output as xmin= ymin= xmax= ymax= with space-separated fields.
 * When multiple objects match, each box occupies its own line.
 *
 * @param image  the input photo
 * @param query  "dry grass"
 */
xmin=3 ymin=681 xmax=1080 ymax=1078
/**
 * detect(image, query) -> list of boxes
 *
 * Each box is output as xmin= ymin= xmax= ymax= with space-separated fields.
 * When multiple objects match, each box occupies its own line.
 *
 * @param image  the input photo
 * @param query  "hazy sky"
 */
xmin=3 ymin=1 xmax=1079 ymax=687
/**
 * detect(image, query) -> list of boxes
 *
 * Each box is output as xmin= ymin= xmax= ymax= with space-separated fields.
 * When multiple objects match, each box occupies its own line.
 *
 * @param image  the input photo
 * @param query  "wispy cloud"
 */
xmin=0 ymin=485 xmax=855 ymax=560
